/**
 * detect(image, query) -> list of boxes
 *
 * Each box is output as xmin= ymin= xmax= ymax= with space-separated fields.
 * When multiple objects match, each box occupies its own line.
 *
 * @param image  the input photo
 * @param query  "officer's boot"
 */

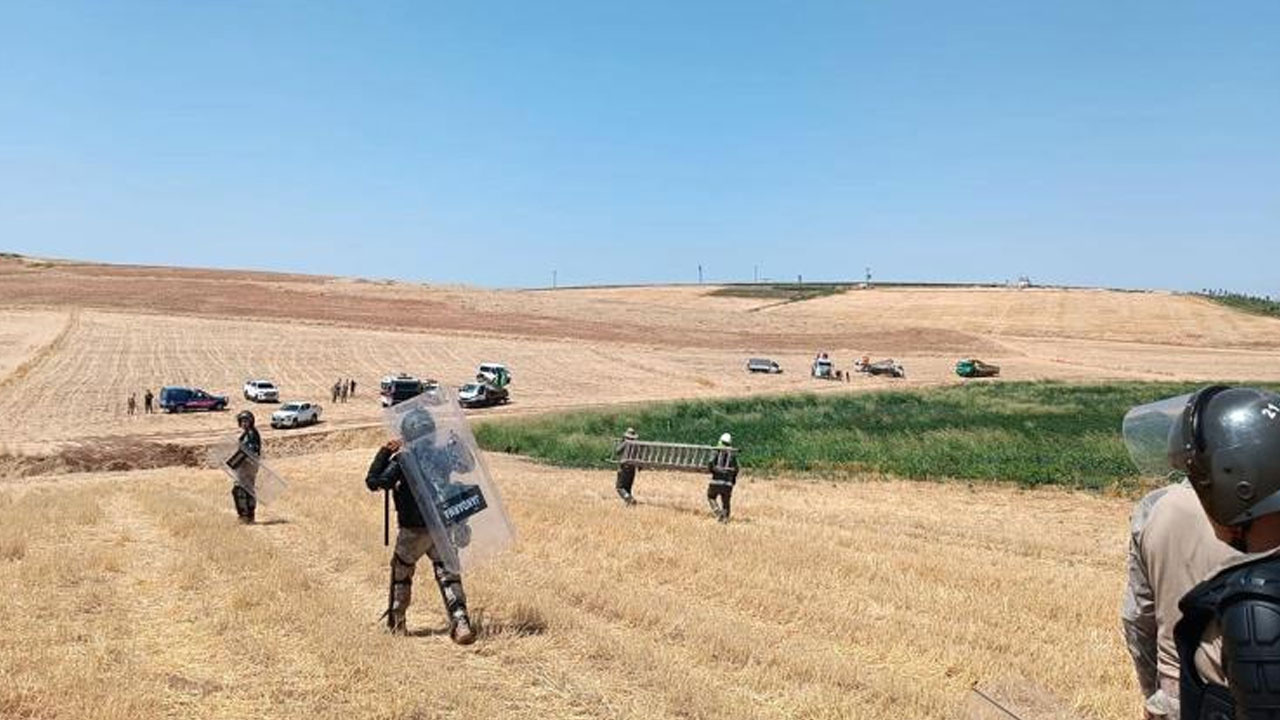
xmin=433 ymin=561 xmax=475 ymax=645
xmin=387 ymin=556 xmax=413 ymax=635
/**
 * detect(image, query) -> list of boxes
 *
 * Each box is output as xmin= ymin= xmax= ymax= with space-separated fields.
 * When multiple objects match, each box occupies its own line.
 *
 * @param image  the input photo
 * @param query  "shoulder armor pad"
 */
xmin=1222 ymin=559 xmax=1280 ymax=605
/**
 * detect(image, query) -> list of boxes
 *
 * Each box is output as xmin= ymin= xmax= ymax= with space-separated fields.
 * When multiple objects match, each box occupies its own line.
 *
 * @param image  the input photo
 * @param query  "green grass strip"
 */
xmin=708 ymin=283 xmax=850 ymax=303
xmin=475 ymin=381 xmax=1280 ymax=491
xmin=1197 ymin=292 xmax=1280 ymax=319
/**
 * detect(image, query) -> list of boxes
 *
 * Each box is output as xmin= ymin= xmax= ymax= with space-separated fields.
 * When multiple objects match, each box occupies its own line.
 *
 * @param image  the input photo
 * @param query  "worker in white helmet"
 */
xmin=706 ymin=432 xmax=739 ymax=523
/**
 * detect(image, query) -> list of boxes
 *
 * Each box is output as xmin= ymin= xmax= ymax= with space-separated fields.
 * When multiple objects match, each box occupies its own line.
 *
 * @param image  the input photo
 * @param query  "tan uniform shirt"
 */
xmin=1123 ymin=482 xmax=1239 ymax=718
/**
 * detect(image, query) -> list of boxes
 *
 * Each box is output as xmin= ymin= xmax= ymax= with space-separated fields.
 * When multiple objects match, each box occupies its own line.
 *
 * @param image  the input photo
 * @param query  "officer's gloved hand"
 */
xmin=449 ymin=523 xmax=472 ymax=549
xmin=446 ymin=432 xmax=476 ymax=474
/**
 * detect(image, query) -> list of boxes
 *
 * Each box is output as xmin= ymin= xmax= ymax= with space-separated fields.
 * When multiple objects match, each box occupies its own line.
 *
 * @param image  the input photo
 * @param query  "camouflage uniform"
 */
xmin=366 ymin=444 xmax=473 ymax=643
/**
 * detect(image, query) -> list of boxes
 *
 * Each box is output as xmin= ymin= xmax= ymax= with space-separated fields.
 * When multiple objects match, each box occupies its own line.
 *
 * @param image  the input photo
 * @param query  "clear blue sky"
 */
xmin=2 ymin=1 xmax=1277 ymax=294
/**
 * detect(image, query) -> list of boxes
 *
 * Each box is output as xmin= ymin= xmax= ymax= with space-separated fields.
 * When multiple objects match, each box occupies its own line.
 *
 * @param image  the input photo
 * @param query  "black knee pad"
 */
xmin=231 ymin=487 xmax=251 ymax=516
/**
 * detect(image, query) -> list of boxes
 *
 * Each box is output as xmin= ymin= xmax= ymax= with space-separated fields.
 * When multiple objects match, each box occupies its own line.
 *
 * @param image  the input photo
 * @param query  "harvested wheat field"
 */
xmin=0 ymin=453 xmax=1130 ymax=719
xmin=4 ymin=257 xmax=1280 ymax=456
xmin=4 ymin=258 xmax=1280 ymax=718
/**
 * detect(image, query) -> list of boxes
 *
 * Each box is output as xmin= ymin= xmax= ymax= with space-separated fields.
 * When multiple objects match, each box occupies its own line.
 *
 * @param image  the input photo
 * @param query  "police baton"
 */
xmin=966 ymin=687 xmax=1023 ymax=720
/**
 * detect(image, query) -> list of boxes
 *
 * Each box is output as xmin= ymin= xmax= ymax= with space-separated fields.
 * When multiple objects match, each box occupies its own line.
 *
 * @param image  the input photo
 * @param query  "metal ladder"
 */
xmin=616 ymin=440 xmax=737 ymax=472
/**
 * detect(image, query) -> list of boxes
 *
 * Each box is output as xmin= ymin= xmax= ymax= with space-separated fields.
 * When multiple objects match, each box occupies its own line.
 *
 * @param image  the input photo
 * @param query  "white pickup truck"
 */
xmin=271 ymin=401 xmax=321 ymax=429
xmin=243 ymin=379 xmax=280 ymax=403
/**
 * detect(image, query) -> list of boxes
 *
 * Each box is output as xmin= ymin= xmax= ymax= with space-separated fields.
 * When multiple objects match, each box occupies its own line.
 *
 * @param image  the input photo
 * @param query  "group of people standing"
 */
xmin=125 ymin=389 xmax=155 ymax=415
xmin=1122 ymin=385 xmax=1280 ymax=719
xmin=332 ymin=377 xmax=356 ymax=404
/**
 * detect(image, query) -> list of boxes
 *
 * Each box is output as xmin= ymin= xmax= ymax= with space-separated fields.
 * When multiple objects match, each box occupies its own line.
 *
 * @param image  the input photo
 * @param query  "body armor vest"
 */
xmin=1177 ymin=557 xmax=1280 ymax=720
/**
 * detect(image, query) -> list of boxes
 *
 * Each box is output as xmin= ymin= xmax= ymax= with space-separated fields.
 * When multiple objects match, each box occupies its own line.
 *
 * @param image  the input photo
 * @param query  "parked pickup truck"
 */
xmin=243 ymin=379 xmax=280 ymax=403
xmin=271 ymin=401 xmax=322 ymax=429
xmin=458 ymin=382 xmax=509 ymax=409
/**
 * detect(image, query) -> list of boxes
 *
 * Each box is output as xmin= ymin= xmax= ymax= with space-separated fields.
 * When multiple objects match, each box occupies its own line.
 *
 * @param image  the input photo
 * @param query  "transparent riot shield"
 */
xmin=1122 ymin=393 xmax=1193 ymax=478
xmin=382 ymin=387 xmax=515 ymax=574
xmin=208 ymin=439 xmax=288 ymax=505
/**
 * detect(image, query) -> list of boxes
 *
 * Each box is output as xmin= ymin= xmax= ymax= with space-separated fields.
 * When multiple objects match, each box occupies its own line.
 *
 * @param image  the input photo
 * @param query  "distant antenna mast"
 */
xmin=552 ymin=270 xmax=557 ymax=289
xmin=698 ymin=264 xmax=703 ymax=284
xmin=753 ymin=265 xmax=759 ymax=283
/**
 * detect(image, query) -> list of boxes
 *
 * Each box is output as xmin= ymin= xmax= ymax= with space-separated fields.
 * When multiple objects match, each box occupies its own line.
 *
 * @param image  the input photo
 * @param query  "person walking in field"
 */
xmin=706 ymin=432 xmax=738 ymax=523
xmin=1122 ymin=481 xmax=1236 ymax=719
xmin=127 ymin=393 xmax=137 ymax=416
xmin=143 ymin=389 xmax=154 ymax=414
xmin=350 ymin=379 xmax=356 ymax=397
xmin=364 ymin=411 xmax=476 ymax=644
xmin=231 ymin=410 xmax=262 ymax=524
xmin=332 ymin=381 xmax=341 ymax=404
xmin=341 ymin=380 xmax=349 ymax=403
xmin=615 ymin=428 xmax=640 ymax=505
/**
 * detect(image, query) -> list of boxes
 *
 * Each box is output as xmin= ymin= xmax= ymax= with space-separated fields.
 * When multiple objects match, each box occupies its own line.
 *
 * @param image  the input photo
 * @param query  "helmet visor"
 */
xmin=1122 ymin=393 xmax=1193 ymax=477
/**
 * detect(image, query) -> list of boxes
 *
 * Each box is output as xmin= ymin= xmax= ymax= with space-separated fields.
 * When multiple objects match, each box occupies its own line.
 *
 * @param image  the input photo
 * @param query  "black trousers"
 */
xmin=616 ymin=466 xmax=636 ymax=493
xmin=707 ymin=483 xmax=732 ymax=518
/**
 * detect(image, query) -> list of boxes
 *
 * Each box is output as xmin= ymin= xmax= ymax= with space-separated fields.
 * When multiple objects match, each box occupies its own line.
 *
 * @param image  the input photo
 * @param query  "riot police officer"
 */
xmin=231 ymin=410 xmax=261 ymax=523
xmin=365 ymin=407 xmax=476 ymax=644
xmin=1128 ymin=385 xmax=1280 ymax=719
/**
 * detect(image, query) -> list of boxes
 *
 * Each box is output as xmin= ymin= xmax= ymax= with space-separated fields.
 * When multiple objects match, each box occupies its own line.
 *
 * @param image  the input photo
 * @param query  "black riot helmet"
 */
xmin=1126 ymin=385 xmax=1280 ymax=526
xmin=399 ymin=406 xmax=437 ymax=444
xmin=236 ymin=410 xmax=255 ymax=428
xmin=1178 ymin=386 xmax=1280 ymax=526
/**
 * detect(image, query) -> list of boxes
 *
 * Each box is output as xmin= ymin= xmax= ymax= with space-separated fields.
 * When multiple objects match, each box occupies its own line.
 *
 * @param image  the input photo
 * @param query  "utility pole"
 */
xmin=753 ymin=265 xmax=759 ymax=283
xmin=552 ymin=270 xmax=557 ymax=289
xmin=698 ymin=264 xmax=703 ymax=284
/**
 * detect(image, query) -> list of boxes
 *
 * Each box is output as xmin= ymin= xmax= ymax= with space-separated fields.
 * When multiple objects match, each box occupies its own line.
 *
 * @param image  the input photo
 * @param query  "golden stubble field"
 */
xmin=4 ymin=259 xmax=1280 ymax=718
xmin=0 ymin=453 xmax=1131 ymax=720
xmin=3 ymin=261 xmax=1280 ymax=455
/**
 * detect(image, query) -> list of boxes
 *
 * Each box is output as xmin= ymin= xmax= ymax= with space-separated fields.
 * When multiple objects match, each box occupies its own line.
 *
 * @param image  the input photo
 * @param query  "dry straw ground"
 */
xmin=4 ymin=258 xmax=1280 ymax=719
xmin=1 ymin=453 xmax=1130 ymax=719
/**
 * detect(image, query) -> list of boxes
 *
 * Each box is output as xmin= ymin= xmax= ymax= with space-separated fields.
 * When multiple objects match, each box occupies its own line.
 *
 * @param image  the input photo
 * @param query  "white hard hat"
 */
xmin=719 ymin=432 xmax=732 ymax=445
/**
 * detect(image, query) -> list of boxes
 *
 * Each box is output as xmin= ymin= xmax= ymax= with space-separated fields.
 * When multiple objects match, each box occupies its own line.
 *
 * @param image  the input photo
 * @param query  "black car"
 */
xmin=158 ymin=386 xmax=229 ymax=413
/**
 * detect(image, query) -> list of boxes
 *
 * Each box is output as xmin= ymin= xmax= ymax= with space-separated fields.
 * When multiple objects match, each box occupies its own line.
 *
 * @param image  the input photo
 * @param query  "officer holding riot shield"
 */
xmin=365 ymin=406 xmax=477 ymax=644
xmin=231 ymin=410 xmax=261 ymax=523
xmin=1124 ymin=386 xmax=1280 ymax=719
